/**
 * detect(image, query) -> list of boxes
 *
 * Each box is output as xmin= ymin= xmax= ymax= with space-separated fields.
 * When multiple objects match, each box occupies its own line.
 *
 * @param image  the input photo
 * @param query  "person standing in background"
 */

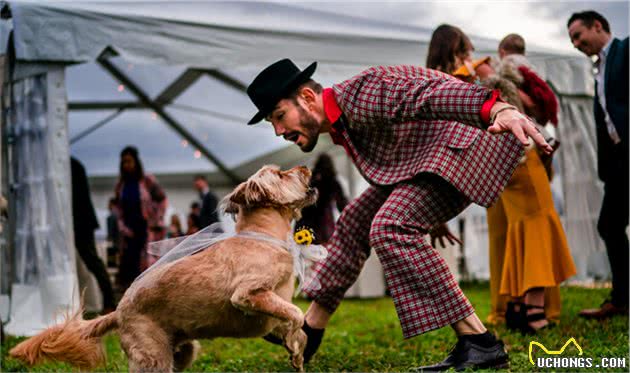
xmin=71 ymin=157 xmax=115 ymax=313
xmin=426 ymin=25 xmax=575 ymax=334
xmin=190 ymin=201 xmax=201 ymax=219
xmin=488 ymin=33 xmax=573 ymax=331
xmin=568 ymin=10 xmax=629 ymax=318
xmin=113 ymin=146 xmax=167 ymax=292
xmin=167 ymin=214 xmax=184 ymax=238
xmin=186 ymin=212 xmax=201 ymax=235
xmin=296 ymin=154 xmax=348 ymax=244
xmin=106 ymin=197 xmax=119 ymax=268
xmin=193 ymin=175 xmax=220 ymax=229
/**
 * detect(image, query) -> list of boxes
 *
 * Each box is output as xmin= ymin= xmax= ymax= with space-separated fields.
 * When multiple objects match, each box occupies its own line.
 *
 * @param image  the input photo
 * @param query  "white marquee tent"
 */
xmin=0 ymin=1 xmax=604 ymax=336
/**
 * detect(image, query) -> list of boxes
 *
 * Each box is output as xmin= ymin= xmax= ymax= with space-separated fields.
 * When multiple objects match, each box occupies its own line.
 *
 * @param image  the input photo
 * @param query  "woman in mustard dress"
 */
xmin=427 ymin=25 xmax=576 ymax=334
xmin=486 ymin=147 xmax=575 ymax=332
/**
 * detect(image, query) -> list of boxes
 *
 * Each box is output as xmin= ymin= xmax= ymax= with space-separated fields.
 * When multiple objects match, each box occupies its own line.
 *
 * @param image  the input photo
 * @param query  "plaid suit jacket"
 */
xmin=331 ymin=65 xmax=524 ymax=206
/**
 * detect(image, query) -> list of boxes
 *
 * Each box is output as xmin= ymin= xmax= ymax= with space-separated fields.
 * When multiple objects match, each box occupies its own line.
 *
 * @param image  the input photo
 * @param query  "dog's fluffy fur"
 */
xmin=484 ymin=57 xmax=525 ymax=112
xmin=10 ymin=165 xmax=317 ymax=372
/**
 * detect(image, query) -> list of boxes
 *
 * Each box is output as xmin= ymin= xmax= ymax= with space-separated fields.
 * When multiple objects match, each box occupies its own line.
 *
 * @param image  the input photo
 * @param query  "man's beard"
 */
xmin=297 ymin=106 xmax=320 ymax=152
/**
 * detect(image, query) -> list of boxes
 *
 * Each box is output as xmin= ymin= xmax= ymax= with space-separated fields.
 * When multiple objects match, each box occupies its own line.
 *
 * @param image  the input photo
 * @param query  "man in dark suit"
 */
xmin=193 ymin=175 xmax=219 ymax=229
xmin=71 ymin=157 xmax=115 ymax=313
xmin=568 ymin=10 xmax=629 ymax=318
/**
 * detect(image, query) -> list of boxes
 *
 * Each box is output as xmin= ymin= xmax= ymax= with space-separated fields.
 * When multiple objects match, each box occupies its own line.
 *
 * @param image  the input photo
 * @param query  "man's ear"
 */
xmin=299 ymin=87 xmax=317 ymax=106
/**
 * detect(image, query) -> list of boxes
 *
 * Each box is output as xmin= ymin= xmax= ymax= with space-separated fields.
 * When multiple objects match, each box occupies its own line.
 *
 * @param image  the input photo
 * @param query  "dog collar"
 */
xmin=237 ymin=231 xmax=327 ymax=292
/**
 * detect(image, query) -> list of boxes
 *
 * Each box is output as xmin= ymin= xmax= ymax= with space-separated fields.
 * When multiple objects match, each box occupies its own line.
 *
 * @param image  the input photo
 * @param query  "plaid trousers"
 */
xmin=304 ymin=175 xmax=474 ymax=338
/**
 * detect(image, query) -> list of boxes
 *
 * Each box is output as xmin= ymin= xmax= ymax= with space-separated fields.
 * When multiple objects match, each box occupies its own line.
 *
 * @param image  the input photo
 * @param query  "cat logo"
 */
xmin=529 ymin=337 xmax=583 ymax=365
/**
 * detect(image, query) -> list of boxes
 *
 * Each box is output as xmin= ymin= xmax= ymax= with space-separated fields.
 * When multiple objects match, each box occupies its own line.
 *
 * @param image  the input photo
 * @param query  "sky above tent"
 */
xmin=298 ymin=1 xmax=628 ymax=53
xmin=63 ymin=0 xmax=628 ymax=177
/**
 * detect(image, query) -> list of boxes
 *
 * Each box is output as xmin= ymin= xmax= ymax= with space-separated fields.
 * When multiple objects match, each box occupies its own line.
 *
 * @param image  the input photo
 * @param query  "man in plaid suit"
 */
xmin=246 ymin=59 xmax=552 ymax=371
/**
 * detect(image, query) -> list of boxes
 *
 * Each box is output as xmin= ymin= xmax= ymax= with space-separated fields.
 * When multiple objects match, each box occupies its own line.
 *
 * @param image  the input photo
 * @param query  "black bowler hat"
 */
xmin=247 ymin=59 xmax=317 ymax=125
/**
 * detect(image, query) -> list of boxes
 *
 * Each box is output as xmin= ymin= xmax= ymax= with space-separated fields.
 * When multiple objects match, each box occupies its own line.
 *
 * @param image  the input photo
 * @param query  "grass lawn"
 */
xmin=2 ymin=282 xmax=628 ymax=372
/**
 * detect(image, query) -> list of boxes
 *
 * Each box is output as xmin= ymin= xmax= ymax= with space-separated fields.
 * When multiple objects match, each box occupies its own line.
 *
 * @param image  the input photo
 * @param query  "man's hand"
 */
xmin=429 ymin=223 xmax=462 ymax=248
xmin=487 ymin=103 xmax=553 ymax=155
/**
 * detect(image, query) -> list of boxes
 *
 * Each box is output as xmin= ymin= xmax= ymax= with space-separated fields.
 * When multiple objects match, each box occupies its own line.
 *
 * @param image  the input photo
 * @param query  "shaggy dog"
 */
xmin=10 ymin=165 xmax=317 ymax=372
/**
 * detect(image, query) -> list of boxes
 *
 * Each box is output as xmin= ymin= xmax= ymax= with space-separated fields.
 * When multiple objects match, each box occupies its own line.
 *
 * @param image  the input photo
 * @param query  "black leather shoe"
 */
xmin=413 ymin=339 xmax=509 ymax=371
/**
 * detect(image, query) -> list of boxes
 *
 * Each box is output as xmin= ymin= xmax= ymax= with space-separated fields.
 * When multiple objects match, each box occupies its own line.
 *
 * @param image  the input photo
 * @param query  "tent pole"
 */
xmin=68 ymin=101 xmax=143 ymax=110
xmin=97 ymin=58 xmax=242 ymax=185
xmin=155 ymin=69 xmax=204 ymax=105
xmin=70 ymin=109 xmax=125 ymax=145
xmin=203 ymin=69 xmax=247 ymax=92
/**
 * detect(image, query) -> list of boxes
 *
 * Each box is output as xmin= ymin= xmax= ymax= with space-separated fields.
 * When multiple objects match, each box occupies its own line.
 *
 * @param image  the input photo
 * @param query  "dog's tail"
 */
xmin=9 ymin=308 xmax=119 ymax=369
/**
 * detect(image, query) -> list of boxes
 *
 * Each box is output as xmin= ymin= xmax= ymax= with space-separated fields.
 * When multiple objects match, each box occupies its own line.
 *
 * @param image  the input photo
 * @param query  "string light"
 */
xmin=194 ymin=150 xmax=201 ymax=159
xmin=181 ymin=139 xmax=188 ymax=147
xmin=117 ymin=84 xmax=125 ymax=92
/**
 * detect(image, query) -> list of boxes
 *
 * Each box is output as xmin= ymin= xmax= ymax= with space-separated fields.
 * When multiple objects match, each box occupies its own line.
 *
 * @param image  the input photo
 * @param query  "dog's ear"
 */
xmin=220 ymin=179 xmax=267 ymax=214
xmin=220 ymin=183 xmax=242 ymax=215
xmin=220 ymin=196 xmax=239 ymax=215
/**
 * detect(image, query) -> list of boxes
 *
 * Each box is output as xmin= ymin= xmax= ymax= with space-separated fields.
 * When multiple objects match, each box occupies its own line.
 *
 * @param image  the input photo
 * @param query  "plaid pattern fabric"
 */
xmin=305 ymin=176 xmax=474 ymax=338
xmin=305 ymin=186 xmax=390 ymax=311
xmin=332 ymin=65 xmax=524 ymax=206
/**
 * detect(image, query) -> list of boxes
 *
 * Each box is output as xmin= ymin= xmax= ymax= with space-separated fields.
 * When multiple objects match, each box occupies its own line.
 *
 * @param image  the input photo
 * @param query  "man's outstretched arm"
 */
xmin=336 ymin=66 xmax=552 ymax=153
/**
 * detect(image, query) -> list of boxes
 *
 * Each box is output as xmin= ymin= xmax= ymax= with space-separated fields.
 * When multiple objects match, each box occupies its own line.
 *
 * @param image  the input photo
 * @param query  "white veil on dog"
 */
xmin=132 ymin=222 xmax=327 ymax=293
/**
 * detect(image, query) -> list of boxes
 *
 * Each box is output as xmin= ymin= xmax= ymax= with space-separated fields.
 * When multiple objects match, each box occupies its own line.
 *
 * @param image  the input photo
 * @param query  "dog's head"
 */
xmin=221 ymin=165 xmax=317 ymax=220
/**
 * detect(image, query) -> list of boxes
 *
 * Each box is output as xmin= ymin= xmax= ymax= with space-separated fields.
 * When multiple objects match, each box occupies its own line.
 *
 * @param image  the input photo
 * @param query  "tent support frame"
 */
xmin=97 ymin=58 xmax=242 ymax=185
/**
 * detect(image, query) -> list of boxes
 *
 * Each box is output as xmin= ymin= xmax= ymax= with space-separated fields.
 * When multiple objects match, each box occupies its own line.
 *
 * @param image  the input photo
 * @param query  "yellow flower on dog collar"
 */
xmin=294 ymin=227 xmax=315 ymax=246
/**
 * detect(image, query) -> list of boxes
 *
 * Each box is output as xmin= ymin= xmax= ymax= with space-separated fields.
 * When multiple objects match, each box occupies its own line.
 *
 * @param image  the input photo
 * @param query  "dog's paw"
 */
xmin=287 ymin=328 xmax=306 ymax=371
xmin=290 ymin=353 xmax=304 ymax=372
xmin=286 ymin=327 xmax=306 ymax=351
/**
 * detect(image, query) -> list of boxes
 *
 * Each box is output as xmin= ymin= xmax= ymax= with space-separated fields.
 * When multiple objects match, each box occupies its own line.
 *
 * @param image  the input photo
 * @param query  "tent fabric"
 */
xmin=0 ymin=18 xmax=10 ymax=54
xmin=555 ymin=96 xmax=609 ymax=280
xmin=3 ymin=1 xmax=591 ymax=95
xmin=4 ymin=1 xmax=479 ymax=67
xmin=4 ymin=70 xmax=79 ymax=336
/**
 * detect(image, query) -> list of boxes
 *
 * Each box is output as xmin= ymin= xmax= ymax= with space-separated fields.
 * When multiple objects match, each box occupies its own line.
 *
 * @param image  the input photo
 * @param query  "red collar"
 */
xmin=323 ymin=88 xmax=343 ymax=124
xmin=323 ymin=88 xmax=345 ymax=146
